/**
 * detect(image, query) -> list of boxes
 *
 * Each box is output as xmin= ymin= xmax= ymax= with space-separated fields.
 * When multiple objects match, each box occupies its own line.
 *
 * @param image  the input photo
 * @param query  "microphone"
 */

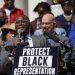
xmin=17 ymin=29 xmax=22 ymax=39
xmin=17 ymin=29 xmax=21 ymax=39
xmin=17 ymin=29 xmax=23 ymax=42
xmin=44 ymin=32 xmax=60 ymax=43
xmin=44 ymin=32 xmax=71 ymax=51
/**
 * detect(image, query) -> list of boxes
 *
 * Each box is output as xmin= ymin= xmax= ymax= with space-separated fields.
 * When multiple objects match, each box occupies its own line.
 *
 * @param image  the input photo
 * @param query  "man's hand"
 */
xmin=0 ymin=39 xmax=4 ymax=46
xmin=13 ymin=37 xmax=21 ymax=46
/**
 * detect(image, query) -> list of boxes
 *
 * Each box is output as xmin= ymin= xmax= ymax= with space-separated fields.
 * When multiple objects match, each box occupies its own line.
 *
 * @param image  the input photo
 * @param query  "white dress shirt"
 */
xmin=24 ymin=33 xmax=33 ymax=47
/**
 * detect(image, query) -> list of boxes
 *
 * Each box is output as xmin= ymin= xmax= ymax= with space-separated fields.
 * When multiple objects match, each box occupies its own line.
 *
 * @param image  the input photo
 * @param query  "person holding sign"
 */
xmin=2 ymin=14 xmax=47 ymax=75
xmin=41 ymin=11 xmax=71 ymax=75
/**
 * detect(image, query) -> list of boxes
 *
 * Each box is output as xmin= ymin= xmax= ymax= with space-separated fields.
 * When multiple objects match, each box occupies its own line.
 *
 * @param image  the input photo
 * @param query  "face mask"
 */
xmin=0 ymin=19 xmax=5 ymax=27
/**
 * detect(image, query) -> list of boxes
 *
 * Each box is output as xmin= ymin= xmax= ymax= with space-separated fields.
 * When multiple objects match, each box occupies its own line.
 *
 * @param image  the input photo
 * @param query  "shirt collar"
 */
xmin=63 ymin=13 xmax=72 ymax=18
xmin=25 ymin=33 xmax=31 ymax=40
xmin=3 ymin=4 xmax=17 ymax=13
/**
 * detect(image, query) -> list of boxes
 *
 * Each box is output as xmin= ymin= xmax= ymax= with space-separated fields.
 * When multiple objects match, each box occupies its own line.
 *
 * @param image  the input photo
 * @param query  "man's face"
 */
xmin=63 ymin=3 xmax=72 ymax=15
xmin=15 ymin=15 xmax=30 ymax=35
xmin=37 ymin=7 xmax=45 ymax=19
xmin=4 ymin=0 xmax=15 ymax=10
xmin=41 ymin=14 xmax=55 ymax=33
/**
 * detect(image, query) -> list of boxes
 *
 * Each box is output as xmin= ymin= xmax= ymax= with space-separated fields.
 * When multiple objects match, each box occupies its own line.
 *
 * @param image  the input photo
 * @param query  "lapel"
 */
xmin=32 ymin=35 xmax=40 ymax=47
xmin=44 ymin=32 xmax=57 ymax=46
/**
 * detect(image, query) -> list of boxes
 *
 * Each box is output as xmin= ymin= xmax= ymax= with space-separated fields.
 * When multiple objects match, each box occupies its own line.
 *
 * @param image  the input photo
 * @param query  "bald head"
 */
xmin=41 ymin=13 xmax=56 ymax=33
xmin=42 ymin=13 xmax=54 ymax=22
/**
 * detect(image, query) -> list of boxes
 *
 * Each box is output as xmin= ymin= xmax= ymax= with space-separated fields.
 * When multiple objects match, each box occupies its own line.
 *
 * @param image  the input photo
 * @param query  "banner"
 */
xmin=13 ymin=47 xmax=59 ymax=75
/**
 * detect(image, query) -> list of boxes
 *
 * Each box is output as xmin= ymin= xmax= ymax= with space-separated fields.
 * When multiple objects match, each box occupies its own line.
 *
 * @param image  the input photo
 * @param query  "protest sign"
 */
xmin=13 ymin=47 xmax=59 ymax=75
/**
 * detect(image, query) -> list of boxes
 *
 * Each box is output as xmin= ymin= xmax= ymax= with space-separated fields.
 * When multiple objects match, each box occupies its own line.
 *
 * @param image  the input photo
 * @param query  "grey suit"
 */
xmin=43 ymin=32 xmax=71 ymax=75
xmin=13 ymin=34 xmax=47 ymax=47
xmin=44 ymin=33 xmax=70 ymax=60
xmin=32 ymin=35 xmax=47 ymax=47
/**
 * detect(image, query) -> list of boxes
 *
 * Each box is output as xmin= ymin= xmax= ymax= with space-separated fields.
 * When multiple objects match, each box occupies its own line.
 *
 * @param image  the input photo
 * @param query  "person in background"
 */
xmin=0 ymin=23 xmax=16 ymax=75
xmin=2 ymin=23 xmax=15 ymax=42
xmin=0 ymin=8 xmax=7 ymax=37
xmin=31 ymin=2 xmax=51 ymax=35
xmin=2 ymin=0 xmax=24 ymax=24
xmin=69 ymin=14 xmax=75 ymax=75
xmin=55 ymin=0 xmax=73 ymax=36
xmin=0 ymin=8 xmax=7 ymax=46
xmin=41 ymin=11 xmax=70 ymax=75
xmin=69 ymin=15 xmax=75 ymax=48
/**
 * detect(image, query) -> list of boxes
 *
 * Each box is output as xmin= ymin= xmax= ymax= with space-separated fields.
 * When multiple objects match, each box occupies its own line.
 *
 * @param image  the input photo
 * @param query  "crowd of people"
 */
xmin=0 ymin=0 xmax=75 ymax=75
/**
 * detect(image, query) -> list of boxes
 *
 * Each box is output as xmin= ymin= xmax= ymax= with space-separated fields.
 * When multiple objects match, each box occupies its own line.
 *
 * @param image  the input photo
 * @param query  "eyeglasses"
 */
xmin=41 ymin=19 xmax=55 ymax=26
xmin=41 ymin=21 xmax=54 ymax=26
xmin=8 ymin=31 xmax=15 ymax=34
xmin=42 ymin=22 xmax=52 ymax=25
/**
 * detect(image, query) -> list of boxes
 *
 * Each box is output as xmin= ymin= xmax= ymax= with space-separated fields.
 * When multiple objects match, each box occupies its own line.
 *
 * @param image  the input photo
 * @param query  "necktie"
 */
xmin=48 ymin=38 xmax=51 ymax=45
xmin=22 ymin=36 xmax=30 ymax=47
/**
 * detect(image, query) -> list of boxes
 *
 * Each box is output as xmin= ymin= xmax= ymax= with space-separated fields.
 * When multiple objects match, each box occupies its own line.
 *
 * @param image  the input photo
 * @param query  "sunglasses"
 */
xmin=8 ymin=31 xmax=15 ymax=34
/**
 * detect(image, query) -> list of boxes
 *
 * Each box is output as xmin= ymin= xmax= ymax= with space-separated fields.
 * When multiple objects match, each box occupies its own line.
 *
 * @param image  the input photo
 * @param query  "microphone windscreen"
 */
xmin=17 ymin=29 xmax=23 ymax=39
xmin=17 ymin=29 xmax=22 ymax=34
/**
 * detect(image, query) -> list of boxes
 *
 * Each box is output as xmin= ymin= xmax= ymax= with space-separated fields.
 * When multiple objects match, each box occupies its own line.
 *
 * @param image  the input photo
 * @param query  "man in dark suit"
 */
xmin=0 ymin=14 xmax=47 ymax=75
xmin=14 ymin=14 xmax=47 ymax=47
xmin=2 ymin=0 xmax=24 ymax=24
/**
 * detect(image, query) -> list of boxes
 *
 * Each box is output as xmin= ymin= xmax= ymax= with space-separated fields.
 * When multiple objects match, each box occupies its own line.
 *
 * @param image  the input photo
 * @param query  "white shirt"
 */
xmin=24 ymin=33 xmax=33 ymax=47
xmin=4 ymin=9 xmax=12 ymax=25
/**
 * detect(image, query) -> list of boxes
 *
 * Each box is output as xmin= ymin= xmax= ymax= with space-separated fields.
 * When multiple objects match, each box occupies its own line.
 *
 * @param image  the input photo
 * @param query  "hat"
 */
xmin=2 ymin=23 xmax=15 ymax=31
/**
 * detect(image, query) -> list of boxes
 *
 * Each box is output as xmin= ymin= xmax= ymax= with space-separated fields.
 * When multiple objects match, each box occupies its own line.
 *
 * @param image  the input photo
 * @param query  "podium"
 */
xmin=13 ymin=47 xmax=59 ymax=75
